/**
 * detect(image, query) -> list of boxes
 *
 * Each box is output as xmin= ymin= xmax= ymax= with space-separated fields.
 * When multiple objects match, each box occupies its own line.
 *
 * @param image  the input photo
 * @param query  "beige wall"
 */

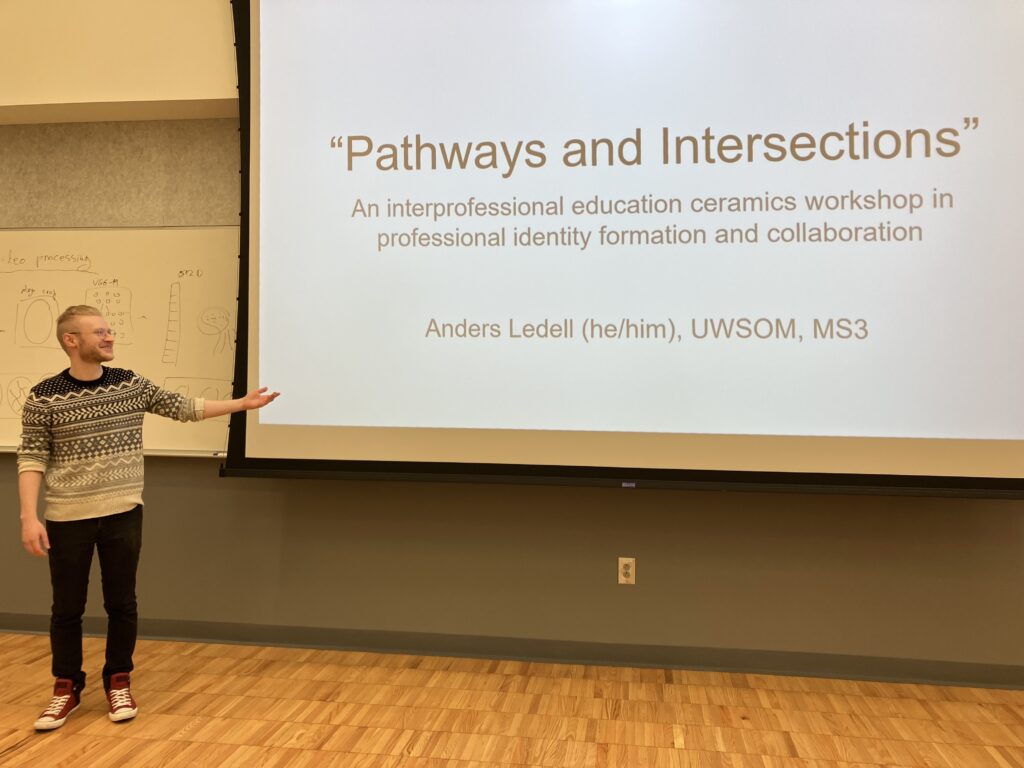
xmin=0 ymin=0 xmax=236 ymax=123
xmin=1 ymin=3 xmax=1022 ymax=682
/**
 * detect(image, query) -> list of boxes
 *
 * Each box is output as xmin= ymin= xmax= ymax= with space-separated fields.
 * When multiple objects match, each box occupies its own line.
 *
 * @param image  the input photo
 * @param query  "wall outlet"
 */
xmin=618 ymin=557 xmax=636 ymax=585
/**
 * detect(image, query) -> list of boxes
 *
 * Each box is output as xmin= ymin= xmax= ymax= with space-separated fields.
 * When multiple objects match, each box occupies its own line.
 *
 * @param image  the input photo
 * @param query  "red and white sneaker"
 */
xmin=34 ymin=678 xmax=80 ymax=730
xmin=105 ymin=672 xmax=138 ymax=722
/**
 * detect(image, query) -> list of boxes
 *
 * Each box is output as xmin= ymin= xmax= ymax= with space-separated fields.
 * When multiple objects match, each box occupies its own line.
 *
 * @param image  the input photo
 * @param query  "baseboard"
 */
xmin=2 ymin=612 xmax=1021 ymax=689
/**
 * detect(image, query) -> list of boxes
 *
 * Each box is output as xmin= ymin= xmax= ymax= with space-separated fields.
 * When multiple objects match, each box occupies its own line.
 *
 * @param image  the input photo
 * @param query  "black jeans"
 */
xmin=46 ymin=505 xmax=143 ymax=691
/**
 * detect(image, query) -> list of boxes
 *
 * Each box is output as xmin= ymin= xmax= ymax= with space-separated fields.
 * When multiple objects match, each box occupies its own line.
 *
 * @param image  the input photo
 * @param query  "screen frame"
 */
xmin=223 ymin=0 xmax=1024 ymax=498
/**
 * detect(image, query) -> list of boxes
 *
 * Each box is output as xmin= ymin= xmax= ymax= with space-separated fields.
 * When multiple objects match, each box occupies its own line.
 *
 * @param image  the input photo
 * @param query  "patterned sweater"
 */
xmin=17 ymin=367 xmax=205 ymax=522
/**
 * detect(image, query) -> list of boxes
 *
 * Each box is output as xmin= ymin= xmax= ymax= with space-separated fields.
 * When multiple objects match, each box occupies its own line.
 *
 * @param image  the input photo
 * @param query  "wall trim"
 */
xmin=0 ymin=99 xmax=239 ymax=126
xmin=2 ymin=613 xmax=1021 ymax=690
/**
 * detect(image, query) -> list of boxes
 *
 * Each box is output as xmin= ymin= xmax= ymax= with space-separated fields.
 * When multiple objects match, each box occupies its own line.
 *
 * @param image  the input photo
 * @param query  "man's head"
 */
xmin=56 ymin=305 xmax=115 ymax=363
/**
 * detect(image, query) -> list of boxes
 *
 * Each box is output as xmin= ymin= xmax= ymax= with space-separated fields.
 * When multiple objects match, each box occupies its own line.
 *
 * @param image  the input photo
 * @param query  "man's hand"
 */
xmin=21 ymin=517 xmax=49 ymax=557
xmin=240 ymin=387 xmax=281 ymax=411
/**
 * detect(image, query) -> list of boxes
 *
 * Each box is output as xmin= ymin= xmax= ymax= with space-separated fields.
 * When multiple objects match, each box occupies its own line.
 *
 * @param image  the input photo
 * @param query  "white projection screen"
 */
xmin=228 ymin=0 xmax=1024 ymax=492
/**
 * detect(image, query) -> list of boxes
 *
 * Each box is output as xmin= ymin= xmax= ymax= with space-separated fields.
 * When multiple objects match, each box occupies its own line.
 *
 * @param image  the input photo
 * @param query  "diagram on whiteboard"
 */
xmin=15 ymin=296 xmax=61 ymax=349
xmin=197 ymin=306 xmax=235 ymax=355
xmin=163 ymin=282 xmax=182 ymax=364
xmin=0 ymin=228 xmax=239 ymax=454
xmin=86 ymin=285 xmax=134 ymax=343
xmin=0 ymin=374 xmax=48 ymax=419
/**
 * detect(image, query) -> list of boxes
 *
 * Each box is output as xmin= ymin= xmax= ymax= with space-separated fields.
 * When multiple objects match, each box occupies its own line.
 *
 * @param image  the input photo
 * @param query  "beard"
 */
xmin=80 ymin=344 xmax=114 ymax=364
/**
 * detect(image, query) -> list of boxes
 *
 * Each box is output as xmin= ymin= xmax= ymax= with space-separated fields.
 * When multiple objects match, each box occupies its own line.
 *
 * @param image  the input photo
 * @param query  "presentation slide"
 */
xmin=242 ymin=0 xmax=1024 ymax=478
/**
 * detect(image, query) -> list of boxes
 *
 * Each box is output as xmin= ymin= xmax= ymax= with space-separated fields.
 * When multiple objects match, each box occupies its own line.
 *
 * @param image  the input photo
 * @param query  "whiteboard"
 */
xmin=0 ymin=228 xmax=239 ymax=455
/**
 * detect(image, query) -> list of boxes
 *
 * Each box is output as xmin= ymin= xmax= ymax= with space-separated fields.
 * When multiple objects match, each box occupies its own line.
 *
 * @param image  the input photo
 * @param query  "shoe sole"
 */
xmin=108 ymin=707 xmax=138 ymax=723
xmin=34 ymin=703 xmax=80 ymax=731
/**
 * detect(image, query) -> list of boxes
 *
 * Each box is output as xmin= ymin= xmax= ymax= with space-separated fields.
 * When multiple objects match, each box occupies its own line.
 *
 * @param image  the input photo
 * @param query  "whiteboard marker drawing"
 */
xmin=162 ymin=282 xmax=181 ymax=364
xmin=15 ymin=297 xmax=61 ymax=349
xmin=197 ymin=306 xmax=234 ymax=356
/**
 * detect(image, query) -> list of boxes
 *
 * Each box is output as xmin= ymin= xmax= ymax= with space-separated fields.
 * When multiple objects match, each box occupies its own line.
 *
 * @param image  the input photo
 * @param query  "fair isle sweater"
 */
xmin=17 ymin=367 xmax=205 ymax=522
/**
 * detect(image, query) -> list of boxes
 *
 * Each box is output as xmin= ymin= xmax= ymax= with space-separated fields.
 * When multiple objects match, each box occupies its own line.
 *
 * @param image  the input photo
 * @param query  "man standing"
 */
xmin=17 ymin=305 xmax=278 ymax=730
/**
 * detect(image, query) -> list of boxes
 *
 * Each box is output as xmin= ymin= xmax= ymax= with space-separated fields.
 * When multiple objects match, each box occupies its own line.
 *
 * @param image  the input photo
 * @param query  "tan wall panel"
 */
xmin=0 ymin=0 xmax=236 ymax=109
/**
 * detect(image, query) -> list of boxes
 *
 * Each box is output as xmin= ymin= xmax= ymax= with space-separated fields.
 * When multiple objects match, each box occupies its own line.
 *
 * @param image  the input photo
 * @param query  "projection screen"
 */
xmin=227 ymin=0 xmax=1024 ymax=492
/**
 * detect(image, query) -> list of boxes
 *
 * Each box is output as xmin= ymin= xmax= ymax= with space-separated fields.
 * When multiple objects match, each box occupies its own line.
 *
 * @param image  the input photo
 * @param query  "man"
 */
xmin=17 ymin=305 xmax=279 ymax=730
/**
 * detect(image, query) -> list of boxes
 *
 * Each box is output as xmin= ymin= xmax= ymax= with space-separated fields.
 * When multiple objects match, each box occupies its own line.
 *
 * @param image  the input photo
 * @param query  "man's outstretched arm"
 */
xmin=202 ymin=387 xmax=280 ymax=420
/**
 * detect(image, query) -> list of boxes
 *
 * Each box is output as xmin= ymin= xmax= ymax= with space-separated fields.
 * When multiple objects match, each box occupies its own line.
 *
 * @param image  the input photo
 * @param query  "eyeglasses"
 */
xmin=69 ymin=329 xmax=117 ymax=339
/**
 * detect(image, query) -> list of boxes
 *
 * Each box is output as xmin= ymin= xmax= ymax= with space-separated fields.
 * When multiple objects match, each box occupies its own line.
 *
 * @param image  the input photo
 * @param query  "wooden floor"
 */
xmin=0 ymin=633 xmax=1022 ymax=768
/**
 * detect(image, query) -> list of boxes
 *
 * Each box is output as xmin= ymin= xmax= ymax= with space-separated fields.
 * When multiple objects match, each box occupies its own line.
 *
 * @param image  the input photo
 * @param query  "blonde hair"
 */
xmin=56 ymin=305 xmax=103 ymax=352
